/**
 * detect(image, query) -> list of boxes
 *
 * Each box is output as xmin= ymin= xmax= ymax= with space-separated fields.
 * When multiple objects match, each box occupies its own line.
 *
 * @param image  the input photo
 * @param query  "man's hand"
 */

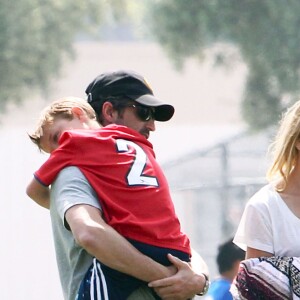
xmin=148 ymin=254 xmax=206 ymax=300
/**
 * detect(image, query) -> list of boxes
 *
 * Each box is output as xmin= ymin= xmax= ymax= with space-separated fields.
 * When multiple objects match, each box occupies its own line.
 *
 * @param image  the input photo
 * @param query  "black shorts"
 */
xmin=76 ymin=240 xmax=190 ymax=300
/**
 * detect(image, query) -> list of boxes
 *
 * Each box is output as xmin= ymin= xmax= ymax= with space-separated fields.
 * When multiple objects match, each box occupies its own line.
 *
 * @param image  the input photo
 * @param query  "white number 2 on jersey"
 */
xmin=116 ymin=139 xmax=158 ymax=187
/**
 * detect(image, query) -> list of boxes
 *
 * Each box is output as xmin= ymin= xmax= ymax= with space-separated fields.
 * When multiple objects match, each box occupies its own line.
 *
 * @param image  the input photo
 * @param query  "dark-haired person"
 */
xmin=27 ymin=70 xmax=209 ymax=300
xmin=206 ymin=238 xmax=245 ymax=300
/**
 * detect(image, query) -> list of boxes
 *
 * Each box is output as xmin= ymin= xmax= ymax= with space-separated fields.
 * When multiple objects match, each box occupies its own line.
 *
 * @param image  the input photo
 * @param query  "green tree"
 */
xmin=146 ymin=0 xmax=300 ymax=130
xmin=0 ymin=0 xmax=109 ymax=113
xmin=0 ymin=0 xmax=149 ymax=115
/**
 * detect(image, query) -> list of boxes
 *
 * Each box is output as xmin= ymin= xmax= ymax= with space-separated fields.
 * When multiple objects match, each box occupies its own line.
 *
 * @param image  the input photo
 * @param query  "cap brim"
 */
xmin=131 ymin=94 xmax=175 ymax=122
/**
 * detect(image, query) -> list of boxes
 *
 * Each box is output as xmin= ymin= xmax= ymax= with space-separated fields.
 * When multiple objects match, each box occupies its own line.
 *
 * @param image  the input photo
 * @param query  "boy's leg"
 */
xmin=76 ymin=258 xmax=109 ymax=300
xmin=76 ymin=258 xmax=153 ymax=300
xmin=76 ymin=241 xmax=191 ymax=300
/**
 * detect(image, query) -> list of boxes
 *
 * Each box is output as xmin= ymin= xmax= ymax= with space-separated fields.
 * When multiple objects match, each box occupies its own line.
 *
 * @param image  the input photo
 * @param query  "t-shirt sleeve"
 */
xmin=50 ymin=166 xmax=101 ymax=230
xmin=34 ymin=132 xmax=77 ymax=186
xmin=234 ymin=188 xmax=274 ymax=253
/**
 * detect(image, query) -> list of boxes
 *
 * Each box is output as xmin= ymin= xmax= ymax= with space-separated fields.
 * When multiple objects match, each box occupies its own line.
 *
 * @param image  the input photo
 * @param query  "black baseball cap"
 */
xmin=85 ymin=70 xmax=175 ymax=121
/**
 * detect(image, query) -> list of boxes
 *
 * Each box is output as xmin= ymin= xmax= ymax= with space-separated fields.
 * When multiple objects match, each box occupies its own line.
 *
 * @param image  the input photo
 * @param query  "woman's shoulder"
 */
xmin=247 ymin=184 xmax=278 ymax=207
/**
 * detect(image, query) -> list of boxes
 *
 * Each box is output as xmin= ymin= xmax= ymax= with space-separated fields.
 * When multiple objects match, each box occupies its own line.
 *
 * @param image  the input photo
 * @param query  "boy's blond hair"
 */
xmin=29 ymin=96 xmax=96 ymax=150
xmin=267 ymin=100 xmax=300 ymax=191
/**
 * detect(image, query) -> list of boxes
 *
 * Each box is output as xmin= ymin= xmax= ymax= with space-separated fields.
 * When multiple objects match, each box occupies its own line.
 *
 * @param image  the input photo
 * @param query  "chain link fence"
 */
xmin=162 ymin=128 xmax=275 ymax=277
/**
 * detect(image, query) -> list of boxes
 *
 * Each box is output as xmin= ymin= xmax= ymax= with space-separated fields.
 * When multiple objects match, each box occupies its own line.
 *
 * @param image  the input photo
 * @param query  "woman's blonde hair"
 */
xmin=267 ymin=100 xmax=300 ymax=191
xmin=29 ymin=96 xmax=96 ymax=149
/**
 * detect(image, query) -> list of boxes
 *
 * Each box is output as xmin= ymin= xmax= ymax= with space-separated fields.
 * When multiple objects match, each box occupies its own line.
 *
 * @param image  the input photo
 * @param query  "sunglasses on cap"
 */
xmin=123 ymin=104 xmax=155 ymax=121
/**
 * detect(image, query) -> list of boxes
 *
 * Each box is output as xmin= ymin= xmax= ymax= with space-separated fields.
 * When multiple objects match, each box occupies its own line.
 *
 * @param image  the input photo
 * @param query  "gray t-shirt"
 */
xmin=50 ymin=166 xmax=156 ymax=300
xmin=50 ymin=166 xmax=100 ymax=300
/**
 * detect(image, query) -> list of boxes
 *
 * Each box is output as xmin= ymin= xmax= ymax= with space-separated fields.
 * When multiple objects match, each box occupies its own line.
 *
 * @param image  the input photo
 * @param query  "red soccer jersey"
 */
xmin=35 ymin=125 xmax=191 ymax=254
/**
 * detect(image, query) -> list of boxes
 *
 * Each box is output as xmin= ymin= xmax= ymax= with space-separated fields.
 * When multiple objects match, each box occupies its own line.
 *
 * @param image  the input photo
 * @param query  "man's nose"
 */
xmin=146 ymin=119 xmax=156 ymax=131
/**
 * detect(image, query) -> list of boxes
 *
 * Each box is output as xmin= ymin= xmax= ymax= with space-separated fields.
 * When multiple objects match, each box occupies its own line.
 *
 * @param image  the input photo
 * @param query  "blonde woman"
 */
xmin=234 ymin=100 xmax=300 ymax=259
xmin=232 ymin=102 xmax=300 ymax=299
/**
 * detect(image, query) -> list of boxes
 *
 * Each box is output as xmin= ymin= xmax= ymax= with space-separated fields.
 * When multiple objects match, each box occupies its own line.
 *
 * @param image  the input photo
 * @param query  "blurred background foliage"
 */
xmin=0 ymin=0 xmax=103 ymax=109
xmin=146 ymin=0 xmax=300 ymax=130
xmin=1 ymin=0 xmax=300 ymax=131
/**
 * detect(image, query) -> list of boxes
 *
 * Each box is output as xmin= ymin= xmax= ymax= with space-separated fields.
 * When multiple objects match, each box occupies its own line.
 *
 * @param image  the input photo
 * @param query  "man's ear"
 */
xmin=71 ymin=107 xmax=86 ymax=121
xmin=102 ymin=102 xmax=118 ymax=124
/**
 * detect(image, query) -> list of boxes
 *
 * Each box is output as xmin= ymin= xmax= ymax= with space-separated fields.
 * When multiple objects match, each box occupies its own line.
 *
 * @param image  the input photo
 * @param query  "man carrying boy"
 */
xmin=27 ymin=70 xmax=209 ymax=299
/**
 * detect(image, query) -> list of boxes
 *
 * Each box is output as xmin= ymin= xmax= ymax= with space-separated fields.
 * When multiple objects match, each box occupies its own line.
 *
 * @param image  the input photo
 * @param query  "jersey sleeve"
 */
xmin=50 ymin=166 xmax=101 ymax=230
xmin=234 ymin=189 xmax=274 ymax=253
xmin=34 ymin=132 xmax=77 ymax=186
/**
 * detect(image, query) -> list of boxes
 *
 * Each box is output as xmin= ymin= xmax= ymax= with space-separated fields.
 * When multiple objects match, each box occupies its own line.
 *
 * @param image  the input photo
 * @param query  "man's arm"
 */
xmin=66 ymin=205 xmax=207 ymax=300
xmin=56 ymin=166 xmax=207 ymax=299
xmin=66 ymin=203 xmax=176 ymax=282
xmin=67 ymin=206 xmax=209 ymax=299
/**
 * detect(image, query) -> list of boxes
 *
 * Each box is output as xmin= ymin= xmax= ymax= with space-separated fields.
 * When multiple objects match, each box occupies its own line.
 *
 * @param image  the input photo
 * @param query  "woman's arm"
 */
xmin=246 ymin=246 xmax=273 ymax=259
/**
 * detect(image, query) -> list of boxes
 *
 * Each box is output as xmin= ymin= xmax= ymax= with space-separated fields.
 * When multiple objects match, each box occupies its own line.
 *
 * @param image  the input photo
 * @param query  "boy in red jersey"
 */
xmin=29 ymin=97 xmax=190 ymax=299
xmin=33 ymin=124 xmax=190 ymax=255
